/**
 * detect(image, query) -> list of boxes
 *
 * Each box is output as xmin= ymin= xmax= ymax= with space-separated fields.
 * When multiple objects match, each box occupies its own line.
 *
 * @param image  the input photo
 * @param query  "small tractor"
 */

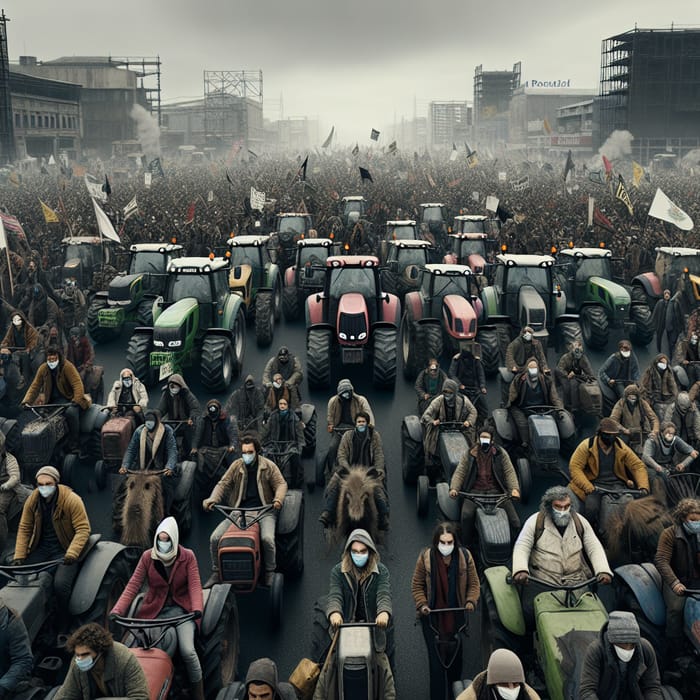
xmin=340 ymin=195 xmax=368 ymax=228
xmin=632 ymin=246 xmax=700 ymax=310
xmin=380 ymin=240 xmax=432 ymax=301
xmin=418 ymin=202 xmax=449 ymax=253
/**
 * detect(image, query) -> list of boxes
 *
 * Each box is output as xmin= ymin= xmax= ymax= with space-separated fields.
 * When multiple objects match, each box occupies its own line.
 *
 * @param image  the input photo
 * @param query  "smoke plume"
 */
xmin=130 ymin=104 xmax=161 ymax=158
xmin=588 ymin=129 xmax=634 ymax=170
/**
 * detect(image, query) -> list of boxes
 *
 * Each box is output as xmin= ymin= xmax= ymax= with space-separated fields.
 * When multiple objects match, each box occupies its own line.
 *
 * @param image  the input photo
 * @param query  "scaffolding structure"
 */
xmin=108 ymin=55 xmax=162 ymax=126
xmin=473 ymin=62 xmax=520 ymax=124
xmin=600 ymin=27 xmax=700 ymax=160
xmin=0 ymin=10 xmax=15 ymax=164
xmin=203 ymin=70 xmax=262 ymax=147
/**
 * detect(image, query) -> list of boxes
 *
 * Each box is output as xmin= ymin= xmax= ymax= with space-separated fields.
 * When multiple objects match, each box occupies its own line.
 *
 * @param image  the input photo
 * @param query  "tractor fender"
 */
xmin=264 ymin=265 xmax=281 ymax=290
xmin=94 ymin=290 xmax=109 ymax=301
xmin=443 ymin=253 xmax=458 ymax=265
xmin=484 ymin=566 xmax=526 ymax=636
xmin=175 ymin=460 xmax=197 ymax=501
xmin=80 ymin=403 xmax=108 ymax=434
xmin=284 ymin=266 xmax=296 ymax=287
xmin=299 ymin=403 xmax=316 ymax=425
xmin=436 ymin=482 xmax=460 ymax=521
xmin=380 ymin=292 xmax=401 ymax=325
xmin=480 ymin=286 xmax=500 ymax=320
xmin=673 ymin=365 xmax=689 ymax=389
xmin=632 ymin=272 xmax=662 ymax=300
xmin=557 ymin=410 xmax=576 ymax=439
xmin=278 ymin=489 xmax=303 ymax=536
xmin=614 ymin=563 xmax=666 ymax=628
xmin=442 ymin=294 xmax=477 ymax=340
xmin=402 ymin=414 xmax=423 ymax=444
xmin=69 ymin=540 xmax=129 ymax=616
xmin=200 ymin=582 xmax=234 ymax=638
xmin=222 ymin=293 xmax=245 ymax=330
xmin=554 ymin=313 xmax=581 ymax=325
xmin=204 ymin=327 xmax=233 ymax=340
xmin=492 ymin=408 xmax=516 ymax=444
xmin=305 ymin=293 xmax=326 ymax=326
xmin=403 ymin=291 xmax=423 ymax=322
xmin=151 ymin=296 xmax=164 ymax=324
xmin=498 ymin=367 xmax=514 ymax=385
xmin=132 ymin=325 xmax=154 ymax=336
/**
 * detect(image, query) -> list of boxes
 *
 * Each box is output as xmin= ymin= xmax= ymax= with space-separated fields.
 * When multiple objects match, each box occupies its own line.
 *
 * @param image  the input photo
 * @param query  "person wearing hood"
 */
xmin=416 ymin=357 xmax=448 ymax=414
xmin=505 ymin=326 xmax=550 ymax=377
xmin=227 ymin=374 xmax=265 ymax=434
xmin=262 ymin=345 xmax=304 ymax=406
xmin=157 ymin=373 xmax=201 ymax=457
xmin=192 ymin=399 xmax=239 ymax=490
xmin=106 ymin=367 xmax=149 ymax=426
xmin=0 ymin=431 xmax=22 ymax=551
xmin=421 ymin=378 xmax=477 ymax=472
xmin=111 ymin=516 xmax=204 ymax=700
xmin=65 ymin=326 xmax=95 ymax=388
xmin=456 ymin=648 xmax=540 ymax=700
xmin=448 ymin=345 xmax=488 ymax=422
xmin=13 ymin=466 xmax=91 ymax=618
xmin=664 ymin=390 xmax=700 ymax=447
xmin=263 ymin=371 xmax=298 ymax=417
xmin=0 ymin=598 xmax=33 ymax=698
xmin=0 ymin=310 xmax=38 ymax=385
xmin=326 ymin=378 xmax=375 ymax=470
xmin=261 ymin=396 xmax=305 ymax=488
xmin=654 ymin=497 xmax=700 ymax=657
xmin=244 ymin=657 xmax=296 ymax=700
xmin=672 ymin=331 xmax=700 ymax=387
xmin=579 ymin=611 xmax=661 ymax=700
xmin=21 ymin=344 xmax=88 ymax=452
xmin=642 ymin=421 xmax=697 ymax=494
xmin=55 ymin=622 xmax=149 ymax=700
xmin=556 ymin=340 xmax=596 ymax=411
xmin=641 ymin=353 xmax=678 ymax=421
xmin=120 ymin=409 xmax=179 ymax=512
xmin=599 ymin=339 xmax=641 ymax=402
xmin=314 ymin=528 xmax=395 ymax=700
xmin=610 ymin=384 xmax=659 ymax=456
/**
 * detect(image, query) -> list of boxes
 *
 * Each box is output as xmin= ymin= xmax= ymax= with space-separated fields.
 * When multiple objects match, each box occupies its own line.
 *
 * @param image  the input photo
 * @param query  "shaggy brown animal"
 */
xmin=333 ymin=466 xmax=383 ymax=544
xmin=119 ymin=472 xmax=164 ymax=548
xmin=606 ymin=495 xmax=673 ymax=566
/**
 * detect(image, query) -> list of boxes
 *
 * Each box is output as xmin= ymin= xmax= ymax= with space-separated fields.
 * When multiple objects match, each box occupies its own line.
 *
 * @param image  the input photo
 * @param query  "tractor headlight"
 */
xmin=358 ymin=332 xmax=367 ymax=340
xmin=168 ymin=340 xmax=182 ymax=348
xmin=153 ymin=340 xmax=164 ymax=347
xmin=339 ymin=332 xmax=347 ymax=340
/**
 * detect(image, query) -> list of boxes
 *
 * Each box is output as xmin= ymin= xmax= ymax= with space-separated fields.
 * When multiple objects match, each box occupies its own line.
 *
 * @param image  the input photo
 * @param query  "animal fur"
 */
xmin=119 ymin=473 xmax=164 ymax=548
xmin=606 ymin=496 xmax=673 ymax=566
xmin=334 ymin=466 xmax=383 ymax=544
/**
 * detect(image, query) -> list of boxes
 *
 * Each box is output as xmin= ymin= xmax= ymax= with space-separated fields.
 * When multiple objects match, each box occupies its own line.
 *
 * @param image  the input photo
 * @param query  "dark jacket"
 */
xmin=0 ymin=604 xmax=32 ymax=693
xmin=655 ymin=524 xmax=699 ymax=589
xmin=557 ymin=350 xmax=595 ymax=380
xmin=195 ymin=412 xmax=238 ymax=450
xmin=508 ymin=370 xmax=563 ymax=410
xmin=227 ymin=375 xmax=265 ymax=433
xmin=261 ymin=409 xmax=305 ymax=451
xmin=579 ymin=628 xmax=662 ymax=700
xmin=599 ymin=351 xmax=641 ymax=386
xmin=448 ymin=352 xmax=486 ymax=391
xmin=22 ymin=357 xmax=90 ymax=409
xmin=505 ymin=336 xmax=549 ymax=372
xmin=455 ymin=671 xmax=540 ymax=700
xmin=450 ymin=444 xmax=519 ymax=494
xmin=122 ymin=423 xmax=178 ymax=473
xmin=157 ymin=374 xmax=201 ymax=422
xmin=336 ymin=426 xmax=385 ymax=472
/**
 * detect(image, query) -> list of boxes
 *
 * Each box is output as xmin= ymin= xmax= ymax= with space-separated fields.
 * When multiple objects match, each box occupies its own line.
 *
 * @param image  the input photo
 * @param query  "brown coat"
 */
xmin=654 ymin=524 xmax=698 ymax=589
xmin=22 ymin=358 xmax=90 ymax=410
xmin=610 ymin=396 xmax=659 ymax=435
xmin=14 ymin=485 xmax=91 ymax=560
xmin=568 ymin=435 xmax=649 ymax=500
xmin=450 ymin=444 xmax=519 ymax=494
xmin=209 ymin=454 xmax=287 ymax=507
xmin=0 ymin=318 xmax=39 ymax=352
xmin=507 ymin=370 xmax=563 ymax=410
xmin=505 ymin=336 xmax=549 ymax=373
xmin=641 ymin=363 xmax=677 ymax=404
xmin=411 ymin=546 xmax=480 ymax=612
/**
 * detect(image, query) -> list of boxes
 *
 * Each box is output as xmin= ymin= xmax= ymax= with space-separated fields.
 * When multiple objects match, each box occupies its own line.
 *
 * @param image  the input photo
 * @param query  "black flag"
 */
xmin=102 ymin=175 xmax=112 ymax=197
xmin=563 ymin=150 xmax=575 ymax=181
xmin=359 ymin=167 xmax=373 ymax=183
xmin=298 ymin=156 xmax=308 ymax=182
xmin=352 ymin=143 xmax=359 ymax=157
xmin=148 ymin=157 xmax=165 ymax=178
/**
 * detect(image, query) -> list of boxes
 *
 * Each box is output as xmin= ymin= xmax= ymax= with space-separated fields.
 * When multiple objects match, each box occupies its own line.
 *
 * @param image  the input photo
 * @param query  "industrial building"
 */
xmin=428 ymin=101 xmax=471 ymax=148
xmin=473 ymin=63 xmax=521 ymax=150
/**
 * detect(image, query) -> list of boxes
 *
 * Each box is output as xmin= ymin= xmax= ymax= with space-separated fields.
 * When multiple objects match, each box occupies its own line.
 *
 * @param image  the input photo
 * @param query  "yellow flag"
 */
xmin=632 ymin=161 xmax=644 ymax=188
xmin=543 ymin=118 xmax=552 ymax=135
xmin=40 ymin=199 xmax=60 ymax=223
xmin=467 ymin=152 xmax=479 ymax=169
xmin=8 ymin=171 xmax=20 ymax=187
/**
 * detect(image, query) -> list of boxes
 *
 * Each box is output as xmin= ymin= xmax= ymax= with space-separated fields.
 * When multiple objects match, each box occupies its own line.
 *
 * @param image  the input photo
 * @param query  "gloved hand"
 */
xmin=419 ymin=605 xmax=430 ymax=616
xmin=513 ymin=571 xmax=529 ymax=585
xmin=465 ymin=601 xmax=475 ymax=613
xmin=203 ymin=498 xmax=217 ymax=511
xmin=375 ymin=612 xmax=389 ymax=629
xmin=639 ymin=488 xmax=649 ymax=496
xmin=63 ymin=555 xmax=77 ymax=566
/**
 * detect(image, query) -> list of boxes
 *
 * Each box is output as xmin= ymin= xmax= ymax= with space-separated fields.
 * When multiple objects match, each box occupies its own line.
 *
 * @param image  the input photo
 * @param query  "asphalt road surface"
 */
xmin=71 ymin=316 xmax=658 ymax=697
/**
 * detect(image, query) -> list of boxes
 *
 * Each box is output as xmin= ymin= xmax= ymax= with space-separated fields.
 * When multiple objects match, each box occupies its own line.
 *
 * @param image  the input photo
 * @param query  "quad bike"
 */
xmin=212 ymin=497 xmax=304 ymax=629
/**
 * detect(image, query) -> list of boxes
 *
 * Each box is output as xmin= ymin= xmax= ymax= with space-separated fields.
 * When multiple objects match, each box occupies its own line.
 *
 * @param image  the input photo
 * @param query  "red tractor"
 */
xmin=305 ymin=256 xmax=401 ymax=390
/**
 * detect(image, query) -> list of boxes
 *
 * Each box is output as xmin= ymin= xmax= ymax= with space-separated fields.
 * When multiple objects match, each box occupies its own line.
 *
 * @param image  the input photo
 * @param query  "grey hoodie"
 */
xmin=245 ymin=657 xmax=279 ymax=694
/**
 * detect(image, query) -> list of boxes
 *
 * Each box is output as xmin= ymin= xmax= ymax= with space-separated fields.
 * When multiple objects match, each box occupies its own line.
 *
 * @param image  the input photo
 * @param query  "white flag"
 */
xmin=471 ymin=191 xmax=480 ymax=202
xmin=85 ymin=175 xmax=107 ymax=203
xmin=648 ymin=188 xmax=694 ymax=231
xmin=48 ymin=154 xmax=56 ymax=166
xmin=0 ymin=217 xmax=7 ymax=251
xmin=123 ymin=196 xmax=138 ymax=221
xmin=207 ymin=190 xmax=214 ymax=203
xmin=250 ymin=187 xmax=265 ymax=212
xmin=498 ymin=171 xmax=507 ymax=182
xmin=144 ymin=172 xmax=152 ymax=188
xmin=449 ymin=148 xmax=458 ymax=162
xmin=588 ymin=196 xmax=594 ymax=227
xmin=92 ymin=198 xmax=121 ymax=243
xmin=486 ymin=195 xmax=499 ymax=213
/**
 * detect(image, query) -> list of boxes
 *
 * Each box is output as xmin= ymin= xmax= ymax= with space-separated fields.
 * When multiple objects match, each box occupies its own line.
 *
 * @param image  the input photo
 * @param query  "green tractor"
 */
xmin=227 ymin=234 xmax=283 ymax=346
xmin=87 ymin=243 xmax=184 ymax=343
xmin=126 ymin=256 xmax=246 ymax=392
xmin=554 ymin=247 xmax=654 ymax=349
xmin=477 ymin=253 xmax=581 ymax=376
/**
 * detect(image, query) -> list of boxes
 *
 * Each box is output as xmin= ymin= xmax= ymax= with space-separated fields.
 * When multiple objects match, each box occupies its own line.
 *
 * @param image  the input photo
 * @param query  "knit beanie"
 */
xmin=607 ymin=611 xmax=640 ymax=644
xmin=486 ymin=648 xmax=525 ymax=684
xmin=36 ymin=465 xmax=61 ymax=484
xmin=337 ymin=378 xmax=353 ymax=396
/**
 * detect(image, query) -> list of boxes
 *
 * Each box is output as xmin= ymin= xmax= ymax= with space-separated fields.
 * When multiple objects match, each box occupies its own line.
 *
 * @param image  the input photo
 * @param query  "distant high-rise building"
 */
xmin=428 ymin=101 xmax=471 ymax=147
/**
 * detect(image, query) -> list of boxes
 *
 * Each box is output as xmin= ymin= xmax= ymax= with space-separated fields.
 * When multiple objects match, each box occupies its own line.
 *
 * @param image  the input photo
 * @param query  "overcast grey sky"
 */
xmin=5 ymin=0 xmax=699 ymax=143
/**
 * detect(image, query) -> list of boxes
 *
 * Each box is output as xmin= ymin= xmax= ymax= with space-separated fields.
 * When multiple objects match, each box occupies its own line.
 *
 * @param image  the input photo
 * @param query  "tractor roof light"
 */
xmin=365 ymin=259 xmax=374 ymax=267
xmin=501 ymin=244 xmax=508 ymax=253
xmin=229 ymin=232 xmax=235 ymax=238
xmin=684 ymin=267 xmax=690 ymax=273
xmin=203 ymin=264 xmax=211 ymax=272
xmin=568 ymin=241 xmax=574 ymax=248
xmin=171 ymin=237 xmax=177 ymax=244
xmin=332 ymin=259 xmax=342 ymax=267
xmin=551 ymin=246 xmax=557 ymax=255
xmin=344 ymin=243 xmax=350 ymax=251
xmin=225 ymin=251 xmax=231 ymax=259
xmin=158 ymin=247 xmax=166 ymax=254
xmin=599 ymin=241 xmax=606 ymax=248
xmin=329 ymin=232 xmax=335 ymax=239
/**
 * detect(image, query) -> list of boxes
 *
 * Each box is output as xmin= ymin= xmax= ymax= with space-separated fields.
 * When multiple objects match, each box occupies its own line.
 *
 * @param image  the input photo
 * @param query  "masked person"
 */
xmin=672 ymin=331 xmax=700 ymax=386
xmin=610 ymin=384 xmax=659 ymax=456
xmin=504 ymin=326 xmax=549 ymax=377
xmin=456 ymin=648 xmax=541 ymax=700
xmin=111 ymin=517 xmax=204 ymax=700
xmin=0 ymin=431 xmax=23 ymax=552
xmin=449 ymin=346 xmax=488 ymax=423
xmin=157 ymin=374 xmax=201 ymax=458
xmin=263 ymin=371 xmax=299 ymax=419
xmin=0 ymin=311 xmax=39 ymax=385
xmin=326 ymin=379 xmax=375 ymax=470
xmin=56 ymin=622 xmax=149 ymax=699
xmin=262 ymin=346 xmax=304 ymax=406
xmin=192 ymin=399 xmax=239 ymax=490
xmin=641 ymin=353 xmax=678 ymax=421
xmin=0 ymin=597 xmax=33 ymax=699
xmin=664 ymin=390 xmax=700 ymax=449
xmin=642 ymin=421 xmax=698 ymax=491
xmin=314 ymin=529 xmax=395 ymax=700
xmin=579 ymin=611 xmax=661 ymax=700
xmin=555 ymin=340 xmax=596 ymax=411
xmin=261 ymin=397 xmax=304 ymax=488
xmin=227 ymin=374 xmax=265 ymax=434
xmin=106 ymin=367 xmax=149 ymax=427
xmin=415 ymin=357 xmax=448 ymax=414
xmin=599 ymin=339 xmax=641 ymax=402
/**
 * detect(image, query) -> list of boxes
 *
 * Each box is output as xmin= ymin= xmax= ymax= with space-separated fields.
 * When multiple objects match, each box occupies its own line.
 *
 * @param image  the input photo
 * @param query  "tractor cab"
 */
xmin=384 ymin=219 xmax=418 ymax=242
xmin=420 ymin=264 xmax=477 ymax=320
xmin=340 ymin=196 xmax=368 ymax=227
xmin=227 ymin=234 xmax=274 ymax=292
xmin=274 ymin=212 xmax=313 ymax=242
xmin=384 ymin=239 xmax=432 ymax=274
xmin=445 ymin=232 xmax=489 ymax=273
xmin=108 ymin=243 xmax=183 ymax=303
xmin=324 ymin=256 xmax=384 ymax=330
xmin=296 ymin=238 xmax=336 ymax=288
xmin=452 ymin=214 xmax=490 ymax=235
xmin=61 ymin=236 xmax=115 ymax=288
xmin=419 ymin=203 xmax=448 ymax=248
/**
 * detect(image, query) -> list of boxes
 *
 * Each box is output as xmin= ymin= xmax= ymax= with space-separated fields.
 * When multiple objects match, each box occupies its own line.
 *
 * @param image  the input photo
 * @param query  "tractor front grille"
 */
xmin=220 ymin=550 xmax=255 ymax=582
xmin=339 ymin=312 xmax=367 ymax=342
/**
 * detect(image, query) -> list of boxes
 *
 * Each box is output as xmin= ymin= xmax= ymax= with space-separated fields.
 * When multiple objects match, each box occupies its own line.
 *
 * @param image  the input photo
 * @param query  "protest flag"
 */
xmin=359 ymin=167 xmax=373 ymax=183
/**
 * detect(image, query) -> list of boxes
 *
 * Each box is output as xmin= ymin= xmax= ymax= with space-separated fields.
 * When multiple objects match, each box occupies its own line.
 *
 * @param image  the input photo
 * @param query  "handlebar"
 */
xmin=456 ymin=491 xmax=512 ymax=508
xmin=0 ymin=558 xmax=66 ymax=581
xmin=123 ymin=468 xmax=169 ymax=476
xmin=213 ymin=503 xmax=275 ymax=528
xmin=110 ymin=611 xmax=202 ymax=650
xmin=593 ymin=485 xmax=646 ymax=497
xmin=508 ymin=574 xmax=599 ymax=590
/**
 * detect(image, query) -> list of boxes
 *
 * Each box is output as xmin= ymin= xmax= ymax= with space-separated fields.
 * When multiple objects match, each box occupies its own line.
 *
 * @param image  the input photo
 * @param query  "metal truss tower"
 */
xmin=0 ymin=10 xmax=15 ymax=164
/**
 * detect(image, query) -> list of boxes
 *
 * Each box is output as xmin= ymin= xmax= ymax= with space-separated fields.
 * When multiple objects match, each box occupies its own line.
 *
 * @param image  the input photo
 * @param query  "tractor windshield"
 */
xmin=65 ymin=244 xmax=99 ymax=266
xmin=575 ymin=257 xmax=611 ymax=280
xmin=130 ymin=251 xmax=165 ymax=274
xmin=329 ymin=267 xmax=377 ymax=298
xmin=505 ymin=266 xmax=550 ymax=294
xmin=276 ymin=216 xmax=306 ymax=234
xmin=421 ymin=206 xmax=445 ymax=223
xmin=674 ymin=257 xmax=700 ymax=276
xmin=168 ymin=273 xmax=212 ymax=302
xmin=387 ymin=225 xmax=417 ymax=241
xmin=299 ymin=247 xmax=328 ymax=267
xmin=458 ymin=239 xmax=486 ymax=257
xmin=229 ymin=246 xmax=260 ymax=269
xmin=397 ymin=248 xmax=429 ymax=267
xmin=427 ymin=273 xmax=472 ymax=298
xmin=455 ymin=220 xmax=487 ymax=234
xmin=343 ymin=201 xmax=364 ymax=215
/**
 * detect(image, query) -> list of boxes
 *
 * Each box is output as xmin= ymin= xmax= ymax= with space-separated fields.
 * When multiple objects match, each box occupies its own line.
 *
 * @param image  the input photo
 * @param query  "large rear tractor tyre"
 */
xmin=282 ymin=286 xmax=301 ymax=322
xmin=230 ymin=308 xmax=246 ymax=377
xmin=557 ymin=320 xmax=583 ymax=353
xmin=255 ymin=292 xmax=274 ymax=347
xmin=76 ymin=550 xmax=131 ymax=630
xmin=401 ymin=422 xmax=424 ymax=486
xmin=401 ymin=313 xmax=421 ymax=379
xmin=629 ymin=304 xmax=655 ymax=347
xmin=125 ymin=334 xmax=156 ymax=387
xmin=581 ymin=305 xmax=609 ymax=350
xmin=200 ymin=586 xmax=240 ymax=697
xmin=418 ymin=322 xmax=443 ymax=368
xmin=269 ymin=573 xmax=284 ymax=630
xmin=201 ymin=336 xmax=235 ymax=393
xmin=631 ymin=284 xmax=650 ymax=307
xmin=307 ymin=329 xmax=331 ymax=390
xmin=373 ymin=328 xmax=398 ymax=389
xmin=277 ymin=498 xmax=304 ymax=580
xmin=86 ymin=301 xmax=121 ymax=344
xmin=478 ymin=328 xmax=501 ymax=377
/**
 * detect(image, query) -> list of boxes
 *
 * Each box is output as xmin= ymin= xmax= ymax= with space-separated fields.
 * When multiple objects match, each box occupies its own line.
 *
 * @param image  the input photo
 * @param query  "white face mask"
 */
xmin=620 ymin=350 xmax=631 ymax=359
xmin=156 ymin=540 xmax=173 ymax=554
xmin=169 ymin=386 xmax=181 ymax=396
xmin=497 ymin=686 xmax=521 ymax=700
xmin=47 ymin=360 xmax=59 ymax=370
xmin=273 ymin=381 xmax=282 ymax=389
xmin=11 ymin=316 xmax=21 ymax=327
xmin=614 ymin=645 xmax=635 ymax=663
xmin=437 ymin=543 xmax=454 ymax=557
xmin=522 ymin=332 xmax=532 ymax=342
xmin=528 ymin=367 xmax=538 ymax=378
xmin=657 ymin=362 xmax=667 ymax=371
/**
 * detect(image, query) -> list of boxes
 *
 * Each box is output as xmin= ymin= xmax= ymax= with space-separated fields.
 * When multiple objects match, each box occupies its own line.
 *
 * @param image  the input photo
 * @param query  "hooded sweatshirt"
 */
xmin=151 ymin=515 xmax=179 ymax=565
xmin=245 ymin=657 xmax=279 ymax=695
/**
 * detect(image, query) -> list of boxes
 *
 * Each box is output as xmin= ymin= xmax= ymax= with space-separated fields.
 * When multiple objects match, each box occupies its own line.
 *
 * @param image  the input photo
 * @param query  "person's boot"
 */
xmin=190 ymin=679 xmax=205 ymax=700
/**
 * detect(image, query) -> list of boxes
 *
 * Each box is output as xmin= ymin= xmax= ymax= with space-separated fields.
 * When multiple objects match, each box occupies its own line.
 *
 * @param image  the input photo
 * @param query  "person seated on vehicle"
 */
xmin=56 ymin=278 xmax=87 ymax=331
xmin=599 ymin=339 xmax=641 ymax=401
xmin=192 ymin=398 xmax=239 ymax=485
xmin=411 ymin=522 xmax=480 ymax=700
xmin=672 ymin=331 xmax=700 ymax=386
xmin=327 ymin=378 xmax=375 ymax=468
xmin=111 ymin=516 xmax=205 ymax=700
xmin=555 ymin=340 xmax=596 ymax=411
xmin=21 ymin=344 xmax=89 ymax=453
xmin=56 ymin=622 xmax=149 ymax=700
xmin=507 ymin=358 xmax=567 ymax=449
xmin=0 ymin=597 xmax=33 ymax=699
xmin=158 ymin=373 xmax=201 ymax=457
xmin=261 ymin=397 xmax=305 ymax=489
xmin=12 ymin=466 xmax=91 ymax=624
xmin=262 ymin=345 xmax=304 ymax=406
xmin=106 ymin=367 xmax=149 ymax=427
xmin=65 ymin=326 xmax=98 ymax=396
xmin=567 ymin=418 xmax=649 ymax=530
xmin=244 ymin=657 xmax=296 ymax=700
xmin=415 ymin=357 xmax=448 ymax=415
xmin=455 ymin=648 xmax=541 ymax=700
xmin=512 ymin=485 xmax=612 ymax=625
xmin=643 ymin=422 xmax=698 ymax=495
xmin=449 ymin=345 xmax=488 ymax=422
xmin=26 ymin=284 xmax=63 ymax=342
xmin=319 ymin=412 xmax=389 ymax=530
xmin=449 ymin=427 xmax=521 ymax=546
xmin=263 ymin=371 xmax=299 ymax=419
xmin=314 ymin=528 xmax=395 ymax=700
xmin=120 ymin=409 xmax=179 ymax=513
xmin=664 ymin=390 xmax=700 ymax=449
xmin=421 ymin=379 xmax=477 ymax=472
xmin=1 ymin=311 xmax=39 ymax=385
xmin=227 ymin=374 xmax=266 ymax=434
xmin=505 ymin=326 xmax=550 ymax=377
xmin=654 ymin=497 xmax=700 ymax=659
xmin=579 ymin=610 xmax=661 ymax=700
xmin=0 ymin=431 xmax=23 ymax=552
xmin=610 ymin=384 xmax=659 ymax=456
xmin=641 ymin=352 xmax=678 ymax=421
xmin=202 ymin=433 xmax=287 ymax=587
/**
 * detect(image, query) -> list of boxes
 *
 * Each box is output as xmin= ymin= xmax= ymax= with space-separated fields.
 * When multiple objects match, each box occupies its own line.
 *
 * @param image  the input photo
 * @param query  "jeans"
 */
xmin=26 ymin=543 xmax=79 ymax=609
xmin=210 ymin=509 xmax=277 ymax=574
xmin=157 ymin=605 xmax=202 ymax=683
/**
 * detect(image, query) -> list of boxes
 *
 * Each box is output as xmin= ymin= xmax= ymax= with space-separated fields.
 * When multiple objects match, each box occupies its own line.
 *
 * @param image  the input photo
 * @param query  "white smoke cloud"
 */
xmin=588 ymin=129 xmax=634 ymax=170
xmin=130 ymin=104 xmax=161 ymax=158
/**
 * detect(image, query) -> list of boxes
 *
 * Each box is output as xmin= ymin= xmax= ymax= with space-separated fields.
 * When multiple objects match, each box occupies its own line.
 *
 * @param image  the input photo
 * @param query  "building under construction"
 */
xmin=473 ymin=62 xmax=521 ymax=149
xmin=600 ymin=27 xmax=700 ymax=162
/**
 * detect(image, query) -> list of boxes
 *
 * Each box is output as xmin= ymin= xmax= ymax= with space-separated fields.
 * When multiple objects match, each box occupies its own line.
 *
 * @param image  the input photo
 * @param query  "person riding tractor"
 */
xmin=610 ymin=384 xmax=659 ymax=456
